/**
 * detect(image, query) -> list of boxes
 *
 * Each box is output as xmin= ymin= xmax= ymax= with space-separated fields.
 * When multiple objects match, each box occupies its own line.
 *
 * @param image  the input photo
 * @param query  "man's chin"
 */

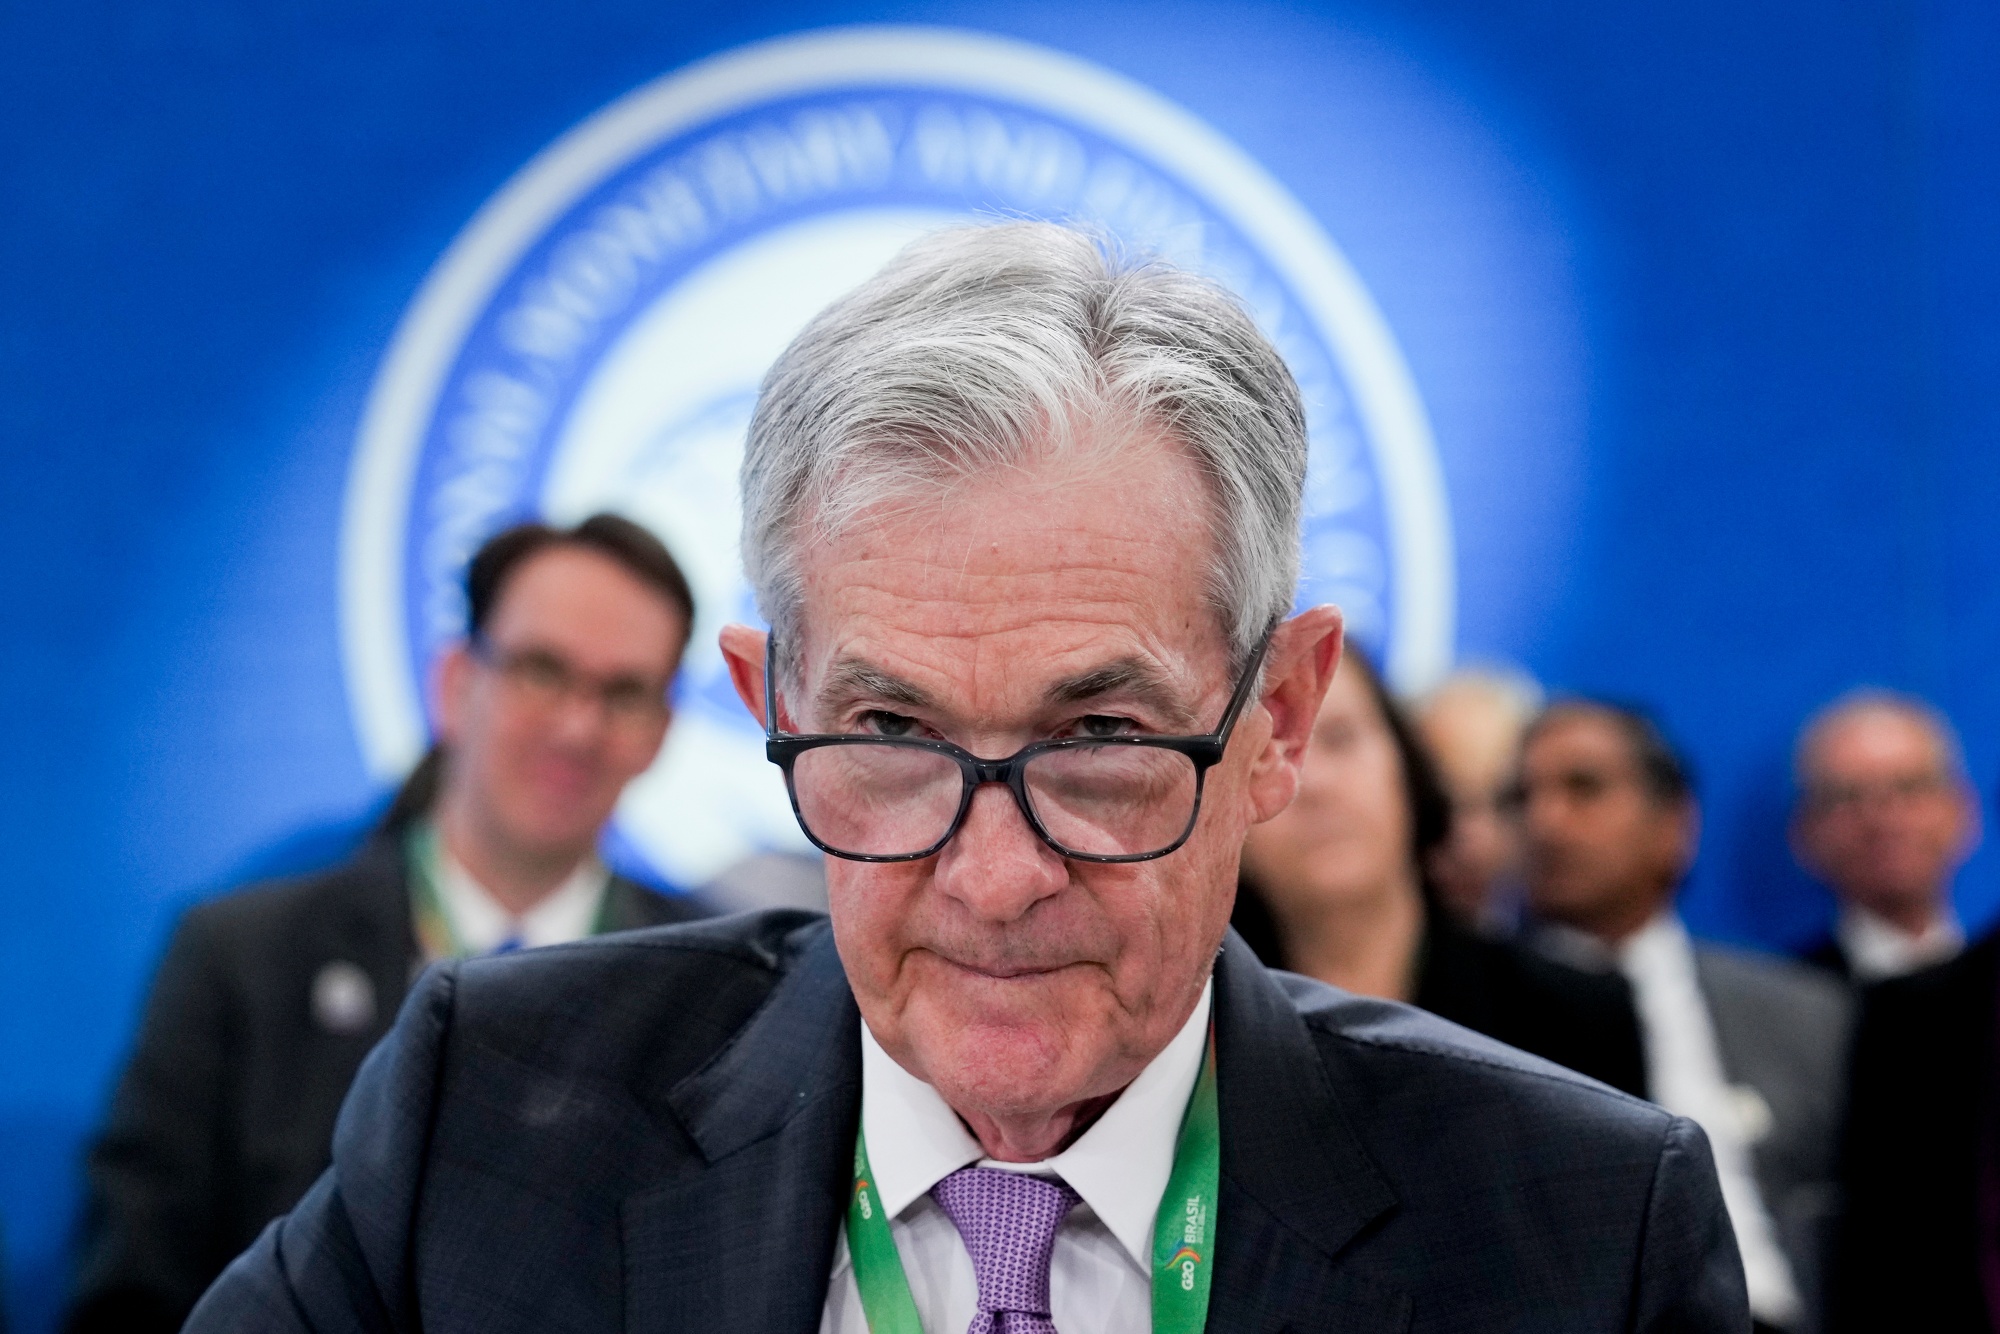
xmin=898 ymin=987 xmax=1115 ymax=1119
xmin=919 ymin=1027 xmax=1096 ymax=1125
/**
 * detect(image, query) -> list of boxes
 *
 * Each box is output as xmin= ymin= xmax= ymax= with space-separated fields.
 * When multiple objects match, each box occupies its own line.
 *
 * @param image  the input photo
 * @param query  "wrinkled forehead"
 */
xmin=786 ymin=443 xmax=1235 ymax=726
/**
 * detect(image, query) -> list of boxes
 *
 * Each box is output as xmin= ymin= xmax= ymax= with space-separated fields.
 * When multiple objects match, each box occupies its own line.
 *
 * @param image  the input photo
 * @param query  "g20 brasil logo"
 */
xmin=339 ymin=25 xmax=1454 ymax=888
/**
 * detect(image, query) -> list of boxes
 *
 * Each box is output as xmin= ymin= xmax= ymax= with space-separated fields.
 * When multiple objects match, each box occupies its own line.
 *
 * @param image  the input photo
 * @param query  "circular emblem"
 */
xmin=341 ymin=24 xmax=1453 ymax=888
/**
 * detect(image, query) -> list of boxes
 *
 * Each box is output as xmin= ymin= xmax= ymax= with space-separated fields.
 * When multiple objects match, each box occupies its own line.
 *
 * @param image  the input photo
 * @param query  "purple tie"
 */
xmin=930 ymin=1166 xmax=1080 ymax=1334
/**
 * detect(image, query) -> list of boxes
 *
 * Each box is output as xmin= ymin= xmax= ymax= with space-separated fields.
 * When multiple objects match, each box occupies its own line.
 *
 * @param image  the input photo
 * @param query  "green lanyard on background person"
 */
xmin=404 ymin=822 xmax=614 ymax=959
xmin=845 ymin=1023 xmax=1221 ymax=1334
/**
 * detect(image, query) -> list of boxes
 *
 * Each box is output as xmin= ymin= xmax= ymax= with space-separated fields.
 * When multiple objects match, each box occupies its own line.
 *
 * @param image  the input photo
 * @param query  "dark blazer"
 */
xmin=1415 ymin=914 xmax=1650 ymax=1099
xmin=1797 ymin=935 xmax=1852 ymax=982
xmin=66 ymin=834 xmax=705 ymax=1334
xmin=1830 ymin=931 xmax=2000 ymax=1333
xmin=1234 ymin=891 xmax=1650 ymax=1097
xmin=186 ymin=912 xmax=1746 ymax=1331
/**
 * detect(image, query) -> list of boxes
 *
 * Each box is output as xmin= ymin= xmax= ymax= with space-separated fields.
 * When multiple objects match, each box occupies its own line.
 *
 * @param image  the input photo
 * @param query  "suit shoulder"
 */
xmin=1279 ymin=971 xmax=1667 ymax=1135
xmin=1797 ymin=934 xmax=1850 ymax=977
xmin=441 ymin=910 xmax=830 ymax=1083
xmin=1859 ymin=933 xmax=1998 ymax=1032
xmin=1697 ymin=942 xmax=1852 ymax=1026
xmin=606 ymin=874 xmax=712 ymax=927
xmin=1485 ymin=933 xmax=1632 ymax=1009
xmin=177 ymin=843 xmax=403 ymax=952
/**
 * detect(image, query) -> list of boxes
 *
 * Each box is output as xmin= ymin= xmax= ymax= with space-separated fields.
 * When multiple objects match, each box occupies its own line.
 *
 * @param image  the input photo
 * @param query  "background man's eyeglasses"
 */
xmin=469 ymin=637 xmax=670 ymax=725
xmin=760 ymin=630 xmax=1273 ymax=863
xmin=1804 ymin=771 xmax=1950 ymax=816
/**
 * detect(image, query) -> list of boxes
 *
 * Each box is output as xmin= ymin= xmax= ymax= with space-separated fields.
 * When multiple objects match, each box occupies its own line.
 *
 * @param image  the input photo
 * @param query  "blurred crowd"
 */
xmin=61 ymin=516 xmax=1997 ymax=1333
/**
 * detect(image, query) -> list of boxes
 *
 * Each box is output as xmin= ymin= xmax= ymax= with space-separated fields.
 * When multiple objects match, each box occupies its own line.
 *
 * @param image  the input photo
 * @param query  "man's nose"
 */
xmin=543 ymin=685 xmax=615 ymax=744
xmin=931 ymin=782 xmax=1068 ymax=921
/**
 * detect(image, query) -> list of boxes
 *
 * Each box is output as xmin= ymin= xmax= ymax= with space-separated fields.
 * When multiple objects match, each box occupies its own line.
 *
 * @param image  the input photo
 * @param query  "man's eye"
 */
xmin=1077 ymin=714 xmax=1137 ymax=739
xmin=1564 ymin=772 xmax=1608 ymax=800
xmin=514 ymin=654 xmax=570 ymax=690
xmin=857 ymin=710 xmax=921 ymax=737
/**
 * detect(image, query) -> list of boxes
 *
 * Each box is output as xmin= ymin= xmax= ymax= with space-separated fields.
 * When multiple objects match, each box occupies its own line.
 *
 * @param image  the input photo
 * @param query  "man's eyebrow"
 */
xmin=816 ymin=657 xmax=933 ymax=711
xmin=1045 ymin=658 xmax=1199 ymax=728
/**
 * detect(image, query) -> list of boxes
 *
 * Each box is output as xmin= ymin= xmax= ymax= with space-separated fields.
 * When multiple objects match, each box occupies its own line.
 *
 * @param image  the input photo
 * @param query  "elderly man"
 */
xmin=1515 ymin=701 xmax=1848 ymax=1333
xmin=70 ymin=515 xmax=708 ymax=1333
xmin=1790 ymin=691 xmax=1979 ymax=981
xmin=186 ymin=223 xmax=1743 ymax=1332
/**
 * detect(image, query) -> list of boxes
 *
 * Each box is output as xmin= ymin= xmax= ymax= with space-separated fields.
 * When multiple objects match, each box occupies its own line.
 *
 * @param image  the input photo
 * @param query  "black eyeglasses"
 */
xmin=469 ymin=636 xmax=670 ymax=725
xmin=761 ymin=628 xmax=1274 ymax=863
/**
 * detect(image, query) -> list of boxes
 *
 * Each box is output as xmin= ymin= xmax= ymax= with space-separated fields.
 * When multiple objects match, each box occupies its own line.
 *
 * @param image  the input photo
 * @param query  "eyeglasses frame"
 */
xmin=466 ymin=633 xmax=673 ymax=722
xmin=761 ymin=625 xmax=1276 ymax=864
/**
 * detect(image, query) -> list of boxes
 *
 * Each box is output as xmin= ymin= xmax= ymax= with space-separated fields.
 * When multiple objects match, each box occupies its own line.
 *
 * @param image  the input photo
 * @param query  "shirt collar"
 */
xmin=1615 ymin=909 xmax=1691 ymax=977
xmin=1838 ymin=905 xmax=1964 ymax=981
xmin=860 ymin=976 xmax=1213 ymax=1271
xmin=434 ymin=842 xmax=610 ymax=953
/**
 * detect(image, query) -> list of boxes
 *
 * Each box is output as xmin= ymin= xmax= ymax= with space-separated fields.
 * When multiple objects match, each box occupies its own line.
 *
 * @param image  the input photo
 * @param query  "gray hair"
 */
xmin=1794 ymin=688 xmax=1967 ymax=788
xmin=740 ymin=221 xmax=1306 ymax=674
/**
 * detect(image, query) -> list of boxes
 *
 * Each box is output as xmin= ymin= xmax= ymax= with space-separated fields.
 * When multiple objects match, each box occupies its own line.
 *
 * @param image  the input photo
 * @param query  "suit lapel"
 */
xmin=1209 ymin=932 xmax=1410 ymax=1332
xmin=622 ymin=924 xmax=1408 ymax=1331
xmin=622 ymin=923 xmax=861 ymax=1332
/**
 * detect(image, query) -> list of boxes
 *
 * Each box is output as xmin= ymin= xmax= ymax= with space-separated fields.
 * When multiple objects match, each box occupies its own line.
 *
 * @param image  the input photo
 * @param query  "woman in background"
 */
xmin=1235 ymin=646 xmax=1649 ymax=1097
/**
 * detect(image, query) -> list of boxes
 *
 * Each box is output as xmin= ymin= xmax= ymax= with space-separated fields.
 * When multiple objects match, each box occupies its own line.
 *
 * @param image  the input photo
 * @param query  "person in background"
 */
xmin=1790 ymin=690 xmax=1979 ymax=982
xmin=1831 ymin=920 xmax=2000 ymax=1331
xmin=1233 ymin=647 xmax=1646 ymax=1096
xmin=66 ymin=514 xmax=711 ymax=1334
xmin=1517 ymin=701 xmax=1849 ymax=1334
xmin=1416 ymin=665 xmax=1543 ymax=932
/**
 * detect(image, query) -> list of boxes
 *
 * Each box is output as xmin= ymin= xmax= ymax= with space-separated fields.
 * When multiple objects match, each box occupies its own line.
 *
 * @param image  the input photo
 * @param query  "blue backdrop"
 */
xmin=4 ymin=0 xmax=1997 ymax=1327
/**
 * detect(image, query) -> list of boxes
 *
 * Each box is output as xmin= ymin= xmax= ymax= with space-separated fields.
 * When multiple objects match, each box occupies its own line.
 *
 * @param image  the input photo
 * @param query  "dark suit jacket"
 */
xmin=1830 ymin=931 xmax=2000 ymax=1333
xmin=1415 ymin=914 xmax=1650 ymax=1099
xmin=187 ymin=912 xmax=1746 ymax=1332
xmin=1234 ymin=890 xmax=1650 ymax=1097
xmin=1797 ymin=935 xmax=1852 ymax=981
xmin=66 ymin=834 xmax=706 ymax=1334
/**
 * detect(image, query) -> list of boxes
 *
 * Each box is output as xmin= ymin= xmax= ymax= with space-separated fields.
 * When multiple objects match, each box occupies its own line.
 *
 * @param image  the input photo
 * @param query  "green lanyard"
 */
xmin=846 ymin=1022 xmax=1220 ymax=1334
xmin=404 ymin=822 xmax=613 ymax=959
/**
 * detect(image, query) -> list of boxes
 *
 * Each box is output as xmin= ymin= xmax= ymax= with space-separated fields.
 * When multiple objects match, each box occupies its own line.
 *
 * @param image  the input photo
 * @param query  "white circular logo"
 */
xmin=340 ymin=24 xmax=1453 ymax=888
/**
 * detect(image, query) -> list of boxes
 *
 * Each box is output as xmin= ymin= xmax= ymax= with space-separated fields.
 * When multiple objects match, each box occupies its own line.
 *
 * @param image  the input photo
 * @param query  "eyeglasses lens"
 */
xmin=790 ymin=745 xmax=965 ymax=858
xmin=788 ymin=741 xmax=1199 ymax=859
xmin=1023 ymin=746 xmax=1199 ymax=857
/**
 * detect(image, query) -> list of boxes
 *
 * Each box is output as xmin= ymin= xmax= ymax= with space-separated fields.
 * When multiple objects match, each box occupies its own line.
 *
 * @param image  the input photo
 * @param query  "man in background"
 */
xmin=1517 ymin=701 xmax=1849 ymax=1333
xmin=66 ymin=513 xmax=709 ymax=1333
xmin=1790 ymin=690 xmax=1979 ymax=981
xmin=1416 ymin=665 xmax=1542 ymax=932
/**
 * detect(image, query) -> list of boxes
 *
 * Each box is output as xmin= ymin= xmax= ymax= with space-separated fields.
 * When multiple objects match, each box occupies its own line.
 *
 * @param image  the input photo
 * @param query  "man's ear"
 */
xmin=1786 ymin=805 xmax=1821 ymax=879
xmin=1245 ymin=605 xmax=1344 ymax=823
xmin=1666 ymin=799 xmax=1703 ymax=881
xmin=718 ymin=624 xmax=771 ymax=727
xmin=431 ymin=642 xmax=475 ymax=747
xmin=1955 ymin=779 xmax=1985 ymax=860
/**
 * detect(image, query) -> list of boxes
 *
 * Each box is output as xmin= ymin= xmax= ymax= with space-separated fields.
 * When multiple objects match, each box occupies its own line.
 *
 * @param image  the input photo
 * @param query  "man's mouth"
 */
xmin=931 ymin=953 xmax=1077 ymax=981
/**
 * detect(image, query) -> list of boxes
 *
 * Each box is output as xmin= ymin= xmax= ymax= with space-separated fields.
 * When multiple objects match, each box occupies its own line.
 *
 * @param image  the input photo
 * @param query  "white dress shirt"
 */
xmin=432 ymin=845 xmax=609 ymax=954
xmin=820 ymin=980 xmax=1213 ymax=1334
xmin=1836 ymin=904 xmax=1963 ymax=981
xmin=1617 ymin=913 xmax=1802 ymax=1329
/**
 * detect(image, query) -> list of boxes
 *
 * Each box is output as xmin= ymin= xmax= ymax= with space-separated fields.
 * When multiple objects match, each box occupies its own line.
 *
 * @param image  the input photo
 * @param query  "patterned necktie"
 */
xmin=930 ymin=1166 xmax=1080 ymax=1334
